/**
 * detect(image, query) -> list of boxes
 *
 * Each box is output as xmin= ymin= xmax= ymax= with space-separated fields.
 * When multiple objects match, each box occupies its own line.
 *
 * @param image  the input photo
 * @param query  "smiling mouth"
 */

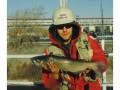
xmin=62 ymin=34 xmax=69 ymax=36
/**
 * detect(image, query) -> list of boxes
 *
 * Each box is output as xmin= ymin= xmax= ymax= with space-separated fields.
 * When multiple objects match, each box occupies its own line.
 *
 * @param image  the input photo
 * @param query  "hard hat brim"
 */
xmin=49 ymin=21 xmax=79 ymax=31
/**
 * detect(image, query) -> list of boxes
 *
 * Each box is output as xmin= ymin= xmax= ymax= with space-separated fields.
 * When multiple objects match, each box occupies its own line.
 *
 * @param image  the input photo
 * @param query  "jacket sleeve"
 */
xmin=87 ymin=34 xmax=109 ymax=72
xmin=41 ymin=49 xmax=62 ymax=90
xmin=42 ymin=71 xmax=62 ymax=90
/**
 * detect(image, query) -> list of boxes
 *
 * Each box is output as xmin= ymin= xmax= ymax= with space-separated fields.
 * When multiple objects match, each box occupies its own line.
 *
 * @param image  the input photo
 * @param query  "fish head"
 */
xmin=31 ymin=55 xmax=51 ymax=65
xmin=31 ymin=55 xmax=59 ymax=65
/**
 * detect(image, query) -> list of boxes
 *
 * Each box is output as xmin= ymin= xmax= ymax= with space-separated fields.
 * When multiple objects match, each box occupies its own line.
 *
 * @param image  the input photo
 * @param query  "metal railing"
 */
xmin=7 ymin=39 xmax=113 ymax=90
xmin=7 ymin=54 xmax=113 ymax=90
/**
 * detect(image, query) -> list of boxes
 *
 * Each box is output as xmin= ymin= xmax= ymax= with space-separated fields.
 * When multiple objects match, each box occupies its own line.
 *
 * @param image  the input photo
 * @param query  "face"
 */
xmin=56 ymin=24 xmax=73 ymax=43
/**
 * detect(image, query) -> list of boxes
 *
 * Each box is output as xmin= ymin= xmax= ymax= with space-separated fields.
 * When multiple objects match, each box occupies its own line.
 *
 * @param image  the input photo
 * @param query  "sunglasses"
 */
xmin=55 ymin=24 xmax=73 ymax=30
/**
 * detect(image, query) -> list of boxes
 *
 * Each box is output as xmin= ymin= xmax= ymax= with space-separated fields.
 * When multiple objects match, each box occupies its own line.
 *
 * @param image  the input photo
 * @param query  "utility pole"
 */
xmin=100 ymin=0 xmax=107 ymax=90
xmin=100 ymin=0 xmax=104 ymax=37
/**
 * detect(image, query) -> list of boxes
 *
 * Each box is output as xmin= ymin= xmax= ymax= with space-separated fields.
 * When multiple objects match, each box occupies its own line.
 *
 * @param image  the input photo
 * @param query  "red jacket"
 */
xmin=42 ymin=22 xmax=109 ymax=90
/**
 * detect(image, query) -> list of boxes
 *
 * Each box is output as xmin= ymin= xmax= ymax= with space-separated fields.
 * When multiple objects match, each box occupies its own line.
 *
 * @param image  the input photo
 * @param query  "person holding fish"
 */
xmin=41 ymin=5 xmax=109 ymax=90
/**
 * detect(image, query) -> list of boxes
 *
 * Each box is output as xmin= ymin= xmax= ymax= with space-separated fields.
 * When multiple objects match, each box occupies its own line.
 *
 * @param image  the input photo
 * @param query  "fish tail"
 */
xmin=94 ymin=62 xmax=108 ymax=76
xmin=94 ymin=67 xmax=102 ymax=77
xmin=97 ymin=62 xmax=107 ymax=68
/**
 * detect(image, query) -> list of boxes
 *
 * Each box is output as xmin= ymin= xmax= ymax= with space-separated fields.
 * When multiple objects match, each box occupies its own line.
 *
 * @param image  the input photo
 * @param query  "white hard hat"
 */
xmin=52 ymin=7 xmax=76 ymax=25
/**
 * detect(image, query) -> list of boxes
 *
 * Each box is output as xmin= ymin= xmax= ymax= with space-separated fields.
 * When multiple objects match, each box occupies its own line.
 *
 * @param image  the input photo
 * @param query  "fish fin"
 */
xmin=91 ymin=62 xmax=107 ymax=77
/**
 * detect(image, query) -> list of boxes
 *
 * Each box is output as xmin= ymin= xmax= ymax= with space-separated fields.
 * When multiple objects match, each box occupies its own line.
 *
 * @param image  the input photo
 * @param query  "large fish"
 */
xmin=31 ymin=55 xmax=106 ymax=76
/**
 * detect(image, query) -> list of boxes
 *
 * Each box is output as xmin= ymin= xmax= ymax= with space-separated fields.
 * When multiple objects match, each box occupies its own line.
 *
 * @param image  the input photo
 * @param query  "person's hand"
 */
xmin=42 ymin=63 xmax=49 ymax=71
xmin=42 ymin=62 xmax=60 ymax=79
xmin=48 ymin=62 xmax=60 ymax=79
xmin=47 ymin=62 xmax=59 ymax=74
xmin=79 ymin=68 xmax=91 ymax=77
xmin=79 ymin=68 xmax=97 ymax=82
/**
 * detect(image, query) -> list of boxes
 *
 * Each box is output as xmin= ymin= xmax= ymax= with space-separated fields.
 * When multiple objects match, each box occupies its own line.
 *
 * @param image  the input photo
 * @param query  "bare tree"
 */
xmin=7 ymin=6 xmax=47 ymax=50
